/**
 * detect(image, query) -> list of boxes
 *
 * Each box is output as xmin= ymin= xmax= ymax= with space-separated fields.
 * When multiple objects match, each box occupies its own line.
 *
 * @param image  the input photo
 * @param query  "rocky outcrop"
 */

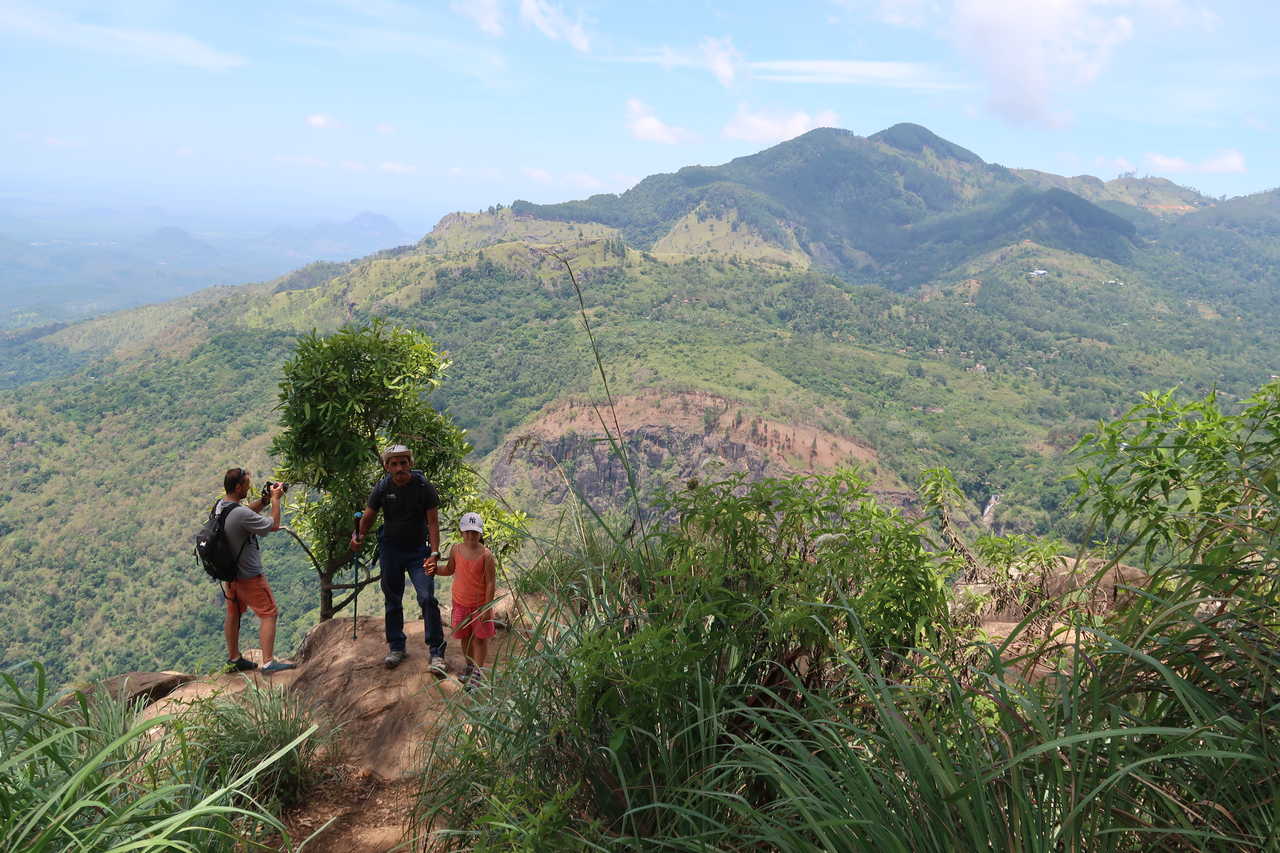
xmin=487 ymin=391 xmax=904 ymax=515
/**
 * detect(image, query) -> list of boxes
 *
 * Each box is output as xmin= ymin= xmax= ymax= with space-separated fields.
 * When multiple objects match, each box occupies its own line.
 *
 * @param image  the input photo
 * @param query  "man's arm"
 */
xmin=425 ymin=508 xmax=440 ymax=565
xmin=267 ymin=483 xmax=283 ymax=531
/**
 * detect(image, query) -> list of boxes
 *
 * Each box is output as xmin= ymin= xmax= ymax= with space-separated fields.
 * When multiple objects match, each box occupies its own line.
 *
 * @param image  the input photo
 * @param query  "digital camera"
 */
xmin=260 ymin=481 xmax=290 ymax=501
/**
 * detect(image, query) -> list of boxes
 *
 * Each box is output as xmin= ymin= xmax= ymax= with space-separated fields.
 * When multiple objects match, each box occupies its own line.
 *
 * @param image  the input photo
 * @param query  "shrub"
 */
xmin=179 ymin=682 xmax=330 ymax=811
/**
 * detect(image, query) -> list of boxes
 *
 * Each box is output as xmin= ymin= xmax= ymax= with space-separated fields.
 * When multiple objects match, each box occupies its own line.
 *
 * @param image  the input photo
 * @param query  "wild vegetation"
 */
xmin=2 ymin=339 xmax=1275 ymax=848
xmin=415 ymin=379 xmax=1280 ymax=850
xmin=1 ymin=123 xmax=1278 ymax=688
xmin=0 ymin=663 xmax=326 ymax=851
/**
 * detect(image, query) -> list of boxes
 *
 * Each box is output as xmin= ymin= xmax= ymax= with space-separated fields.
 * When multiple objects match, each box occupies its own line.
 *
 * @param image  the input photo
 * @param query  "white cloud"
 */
xmin=860 ymin=0 xmax=944 ymax=28
xmin=375 ymin=122 xmax=396 ymax=135
xmin=1094 ymin=155 xmax=1136 ymax=174
xmin=948 ymin=0 xmax=1134 ymax=126
xmin=865 ymin=0 xmax=1219 ymax=126
xmin=1200 ymin=149 xmax=1246 ymax=173
xmin=174 ymin=146 xmax=195 ymax=158
xmin=567 ymin=172 xmax=604 ymax=190
xmin=452 ymin=0 xmax=504 ymax=35
xmin=522 ymin=167 xmax=554 ymax=183
xmin=1146 ymin=149 xmax=1246 ymax=174
xmin=379 ymin=161 xmax=417 ymax=174
xmin=274 ymin=155 xmax=330 ymax=168
xmin=446 ymin=165 xmax=504 ymax=180
xmin=749 ymin=59 xmax=961 ymax=90
xmin=621 ymin=40 xmax=949 ymax=91
xmin=519 ymin=0 xmax=589 ymax=52
xmin=722 ymin=105 xmax=839 ymax=144
xmin=615 ymin=40 xmax=741 ymax=87
xmin=0 ymin=3 xmax=245 ymax=71
xmin=306 ymin=113 xmax=340 ymax=129
xmin=700 ymin=36 xmax=741 ymax=87
xmin=341 ymin=160 xmax=370 ymax=172
xmin=1146 ymin=152 xmax=1191 ymax=172
xmin=288 ymin=28 xmax=507 ymax=84
xmin=625 ymin=99 xmax=697 ymax=144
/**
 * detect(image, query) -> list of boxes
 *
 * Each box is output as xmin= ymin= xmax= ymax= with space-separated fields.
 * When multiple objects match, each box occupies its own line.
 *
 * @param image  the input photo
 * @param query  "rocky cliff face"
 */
xmin=486 ymin=390 xmax=916 ymax=517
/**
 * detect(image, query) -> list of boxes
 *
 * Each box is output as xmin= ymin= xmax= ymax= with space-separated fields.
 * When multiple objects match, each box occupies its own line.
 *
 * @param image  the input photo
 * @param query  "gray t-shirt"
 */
xmin=214 ymin=499 xmax=275 ymax=580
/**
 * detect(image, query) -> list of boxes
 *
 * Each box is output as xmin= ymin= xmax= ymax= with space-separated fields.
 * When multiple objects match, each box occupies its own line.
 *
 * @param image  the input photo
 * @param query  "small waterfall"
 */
xmin=981 ymin=494 xmax=1001 ymax=528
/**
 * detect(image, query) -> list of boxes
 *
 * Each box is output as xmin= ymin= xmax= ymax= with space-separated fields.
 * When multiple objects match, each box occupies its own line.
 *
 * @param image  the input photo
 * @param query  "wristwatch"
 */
xmin=429 ymin=550 xmax=440 ymax=560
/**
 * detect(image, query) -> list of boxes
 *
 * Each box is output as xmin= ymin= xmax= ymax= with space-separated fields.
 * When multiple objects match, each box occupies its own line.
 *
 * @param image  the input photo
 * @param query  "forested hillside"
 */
xmin=2 ymin=123 xmax=1277 ymax=685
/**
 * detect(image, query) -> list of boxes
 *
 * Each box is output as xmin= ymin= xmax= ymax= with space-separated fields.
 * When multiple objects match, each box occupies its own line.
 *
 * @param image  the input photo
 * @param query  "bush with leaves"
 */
xmin=416 ymin=470 xmax=950 ymax=844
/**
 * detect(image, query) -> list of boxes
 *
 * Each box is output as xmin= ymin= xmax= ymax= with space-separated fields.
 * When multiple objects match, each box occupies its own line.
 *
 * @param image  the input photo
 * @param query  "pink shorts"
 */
xmin=451 ymin=603 xmax=496 ymax=640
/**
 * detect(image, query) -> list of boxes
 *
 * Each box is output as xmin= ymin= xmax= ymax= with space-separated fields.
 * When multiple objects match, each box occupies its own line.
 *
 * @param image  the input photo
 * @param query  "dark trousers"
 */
xmin=380 ymin=541 xmax=445 ymax=656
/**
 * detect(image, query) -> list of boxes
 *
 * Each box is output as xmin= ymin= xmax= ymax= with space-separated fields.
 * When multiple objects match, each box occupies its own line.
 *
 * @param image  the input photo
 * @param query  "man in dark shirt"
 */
xmin=351 ymin=444 xmax=446 ymax=672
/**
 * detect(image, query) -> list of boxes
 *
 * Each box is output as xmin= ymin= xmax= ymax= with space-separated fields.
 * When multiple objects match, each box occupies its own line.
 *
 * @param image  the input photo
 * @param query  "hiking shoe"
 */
xmin=225 ymin=657 xmax=257 ymax=673
xmin=384 ymin=649 xmax=408 ymax=669
xmin=428 ymin=655 xmax=448 ymax=676
xmin=261 ymin=660 xmax=296 ymax=674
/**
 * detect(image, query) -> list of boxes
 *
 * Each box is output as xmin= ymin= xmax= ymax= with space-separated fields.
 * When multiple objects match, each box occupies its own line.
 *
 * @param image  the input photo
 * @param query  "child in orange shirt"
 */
xmin=429 ymin=511 xmax=496 ymax=689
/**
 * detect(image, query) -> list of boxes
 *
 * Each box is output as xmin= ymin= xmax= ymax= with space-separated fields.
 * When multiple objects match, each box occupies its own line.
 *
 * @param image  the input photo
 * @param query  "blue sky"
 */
xmin=3 ymin=0 xmax=1277 ymax=235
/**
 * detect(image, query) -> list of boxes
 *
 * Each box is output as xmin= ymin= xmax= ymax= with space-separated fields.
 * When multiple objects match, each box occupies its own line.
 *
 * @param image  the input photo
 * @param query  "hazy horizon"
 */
xmin=4 ymin=0 xmax=1277 ymax=247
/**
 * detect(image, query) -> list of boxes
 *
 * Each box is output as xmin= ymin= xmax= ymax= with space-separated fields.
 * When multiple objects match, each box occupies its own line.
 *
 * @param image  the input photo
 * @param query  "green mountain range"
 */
xmin=2 ymin=123 xmax=1277 ymax=685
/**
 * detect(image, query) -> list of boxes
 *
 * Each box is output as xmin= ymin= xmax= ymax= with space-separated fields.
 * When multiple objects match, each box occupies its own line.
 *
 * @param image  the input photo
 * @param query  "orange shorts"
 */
xmin=224 ymin=575 xmax=278 ymax=619
xmin=451 ymin=603 xmax=496 ymax=640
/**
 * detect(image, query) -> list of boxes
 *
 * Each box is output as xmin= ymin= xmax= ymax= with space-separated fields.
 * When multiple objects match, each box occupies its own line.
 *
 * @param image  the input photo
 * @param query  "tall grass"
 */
xmin=0 ymin=662 xmax=320 ymax=852
xmin=413 ymin=382 xmax=1280 ymax=850
xmin=181 ymin=681 xmax=330 ymax=812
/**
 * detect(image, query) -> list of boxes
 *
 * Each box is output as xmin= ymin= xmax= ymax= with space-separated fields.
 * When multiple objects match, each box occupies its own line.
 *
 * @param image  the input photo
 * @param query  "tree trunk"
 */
xmin=319 ymin=570 xmax=335 ymax=621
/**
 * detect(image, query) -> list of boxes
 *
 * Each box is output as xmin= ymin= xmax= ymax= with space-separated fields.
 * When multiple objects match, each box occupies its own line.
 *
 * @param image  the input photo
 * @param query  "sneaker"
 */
xmin=384 ymin=649 xmax=408 ymax=669
xmin=225 ymin=657 xmax=257 ymax=673
xmin=428 ymin=655 xmax=448 ymax=676
xmin=261 ymin=660 xmax=296 ymax=674
xmin=464 ymin=667 xmax=485 ymax=692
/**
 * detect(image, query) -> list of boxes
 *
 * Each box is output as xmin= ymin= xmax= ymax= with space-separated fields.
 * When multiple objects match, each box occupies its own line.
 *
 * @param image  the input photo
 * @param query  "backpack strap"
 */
xmin=212 ymin=500 xmax=253 ymax=574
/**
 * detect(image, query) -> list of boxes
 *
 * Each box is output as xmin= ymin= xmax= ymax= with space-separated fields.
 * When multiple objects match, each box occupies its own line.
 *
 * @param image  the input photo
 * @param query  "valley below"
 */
xmin=2 ymin=123 xmax=1277 ymax=686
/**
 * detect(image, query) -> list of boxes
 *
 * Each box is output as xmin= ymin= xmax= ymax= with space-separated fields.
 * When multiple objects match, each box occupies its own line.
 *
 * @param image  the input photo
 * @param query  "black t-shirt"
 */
xmin=369 ymin=471 xmax=440 ymax=548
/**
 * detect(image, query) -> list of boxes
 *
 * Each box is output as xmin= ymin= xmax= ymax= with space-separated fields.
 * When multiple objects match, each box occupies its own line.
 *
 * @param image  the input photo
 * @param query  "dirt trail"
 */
xmin=141 ymin=614 xmax=515 ymax=851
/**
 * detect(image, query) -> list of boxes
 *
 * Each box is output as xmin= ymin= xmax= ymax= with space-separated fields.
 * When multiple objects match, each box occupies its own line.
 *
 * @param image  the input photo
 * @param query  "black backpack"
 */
xmin=195 ymin=502 xmax=249 ymax=582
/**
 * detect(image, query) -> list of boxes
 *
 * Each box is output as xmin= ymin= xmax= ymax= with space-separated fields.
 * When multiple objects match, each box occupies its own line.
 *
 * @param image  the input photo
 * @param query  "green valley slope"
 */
xmin=2 ymin=124 xmax=1277 ymax=686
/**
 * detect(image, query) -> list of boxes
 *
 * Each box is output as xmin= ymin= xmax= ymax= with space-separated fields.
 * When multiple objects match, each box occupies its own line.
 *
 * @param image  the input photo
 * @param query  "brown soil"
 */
xmin=139 ymin=609 xmax=518 ymax=852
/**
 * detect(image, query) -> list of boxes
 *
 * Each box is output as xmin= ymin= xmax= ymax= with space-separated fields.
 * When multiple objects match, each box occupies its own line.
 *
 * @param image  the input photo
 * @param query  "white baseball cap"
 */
xmin=381 ymin=444 xmax=413 ymax=465
xmin=459 ymin=512 xmax=484 ymax=533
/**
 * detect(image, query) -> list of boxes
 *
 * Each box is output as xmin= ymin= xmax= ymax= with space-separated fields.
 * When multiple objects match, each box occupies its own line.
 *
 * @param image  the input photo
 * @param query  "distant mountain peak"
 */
xmin=869 ymin=122 xmax=985 ymax=165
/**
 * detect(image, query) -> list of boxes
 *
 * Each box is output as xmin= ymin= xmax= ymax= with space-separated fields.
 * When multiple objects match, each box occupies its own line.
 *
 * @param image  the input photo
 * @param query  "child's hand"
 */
xmin=424 ymin=553 xmax=439 ymax=575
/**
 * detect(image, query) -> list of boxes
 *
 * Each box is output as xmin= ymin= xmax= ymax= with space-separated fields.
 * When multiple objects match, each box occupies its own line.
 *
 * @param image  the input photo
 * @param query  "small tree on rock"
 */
xmin=272 ymin=321 xmax=471 ymax=621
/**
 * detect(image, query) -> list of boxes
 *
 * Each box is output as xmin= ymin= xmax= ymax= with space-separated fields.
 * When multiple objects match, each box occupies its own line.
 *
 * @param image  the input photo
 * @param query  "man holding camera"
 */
xmin=351 ymin=444 xmax=446 ymax=673
xmin=218 ymin=467 xmax=296 ymax=673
